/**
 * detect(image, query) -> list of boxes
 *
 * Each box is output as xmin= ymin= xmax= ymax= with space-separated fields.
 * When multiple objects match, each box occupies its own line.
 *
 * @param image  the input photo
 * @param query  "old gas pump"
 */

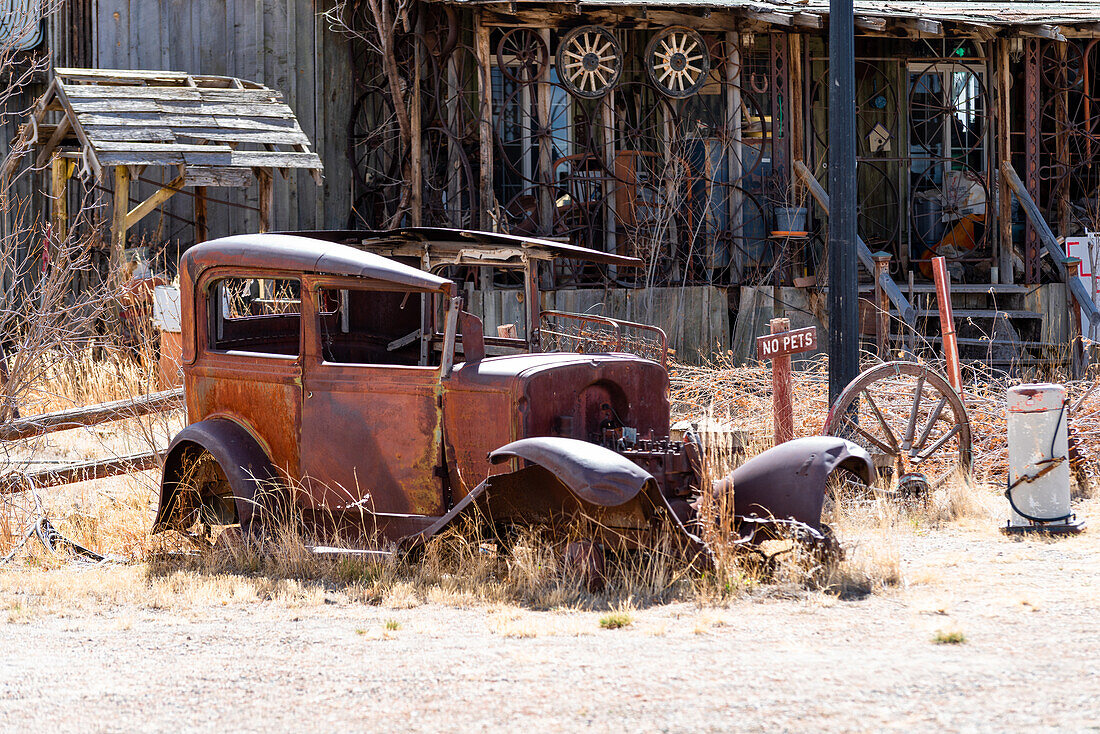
xmin=1004 ymin=384 xmax=1085 ymax=535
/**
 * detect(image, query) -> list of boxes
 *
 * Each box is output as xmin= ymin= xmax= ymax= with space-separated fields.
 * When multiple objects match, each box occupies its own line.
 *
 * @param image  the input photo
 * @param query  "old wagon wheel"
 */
xmin=556 ymin=25 xmax=623 ymax=99
xmin=823 ymin=361 xmax=972 ymax=492
xmin=809 ymin=60 xmax=898 ymax=174
xmin=675 ymin=81 xmax=767 ymax=185
xmin=644 ymin=26 xmax=710 ymax=99
xmin=856 ymin=161 xmax=900 ymax=253
xmin=421 ymin=125 xmax=478 ymax=229
xmin=496 ymin=82 xmax=592 ymax=186
xmin=497 ymin=28 xmax=549 ymax=84
xmin=348 ymin=86 xmax=403 ymax=192
xmin=907 ymin=64 xmax=988 ymax=160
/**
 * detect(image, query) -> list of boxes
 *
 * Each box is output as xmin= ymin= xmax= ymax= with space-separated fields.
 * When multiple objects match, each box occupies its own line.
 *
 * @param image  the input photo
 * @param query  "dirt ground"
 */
xmin=1 ymin=497 xmax=1098 ymax=733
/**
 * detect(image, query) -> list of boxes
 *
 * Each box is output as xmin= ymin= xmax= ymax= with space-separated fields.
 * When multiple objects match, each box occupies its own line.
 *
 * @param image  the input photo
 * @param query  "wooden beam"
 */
xmin=996 ymin=38 xmax=1014 ymax=284
xmin=475 ymin=13 xmax=494 ymax=231
xmin=410 ymin=13 xmax=424 ymax=227
xmin=1020 ymin=24 xmax=1067 ymax=42
xmin=794 ymin=160 xmax=917 ymax=325
xmin=0 ymin=388 xmax=182 ymax=441
xmin=1003 ymin=161 xmax=1100 ymax=326
xmin=194 ymin=186 xmax=208 ymax=243
xmin=257 ymin=168 xmax=274 ymax=233
xmin=49 ymin=155 xmax=71 ymax=242
xmin=111 ymin=165 xmax=131 ymax=274
xmin=898 ymin=18 xmax=943 ymax=37
xmin=35 ymin=116 xmax=73 ymax=168
xmin=854 ymin=16 xmax=887 ymax=33
xmin=50 ymin=78 xmax=102 ymax=179
xmin=744 ymin=9 xmax=792 ymax=27
xmin=125 ymin=174 xmax=185 ymax=229
xmin=792 ymin=13 xmax=823 ymax=30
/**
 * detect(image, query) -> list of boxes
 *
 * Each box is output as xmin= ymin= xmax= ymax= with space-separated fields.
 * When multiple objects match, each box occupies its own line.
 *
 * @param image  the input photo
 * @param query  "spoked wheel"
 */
xmin=822 ymin=361 xmax=972 ymax=492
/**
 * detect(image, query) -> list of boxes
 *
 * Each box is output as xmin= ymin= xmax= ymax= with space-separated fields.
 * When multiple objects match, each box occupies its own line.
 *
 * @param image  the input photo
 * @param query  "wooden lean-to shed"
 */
xmin=0 ymin=66 xmax=323 ymax=271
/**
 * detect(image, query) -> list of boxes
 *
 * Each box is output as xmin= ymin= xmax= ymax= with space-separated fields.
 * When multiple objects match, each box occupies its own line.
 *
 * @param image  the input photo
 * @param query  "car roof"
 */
xmin=278 ymin=227 xmax=644 ymax=268
xmin=181 ymin=233 xmax=455 ymax=293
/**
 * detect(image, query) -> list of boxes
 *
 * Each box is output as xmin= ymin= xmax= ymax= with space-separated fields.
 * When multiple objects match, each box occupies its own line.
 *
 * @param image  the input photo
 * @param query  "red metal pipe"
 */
xmin=931 ymin=256 xmax=963 ymax=397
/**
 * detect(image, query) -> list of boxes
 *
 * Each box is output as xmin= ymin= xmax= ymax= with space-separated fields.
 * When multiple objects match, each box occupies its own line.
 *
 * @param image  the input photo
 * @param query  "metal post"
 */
xmin=828 ymin=0 xmax=859 ymax=403
xmin=873 ymin=251 xmax=891 ymax=359
xmin=770 ymin=317 xmax=794 ymax=445
xmin=932 ymin=255 xmax=963 ymax=396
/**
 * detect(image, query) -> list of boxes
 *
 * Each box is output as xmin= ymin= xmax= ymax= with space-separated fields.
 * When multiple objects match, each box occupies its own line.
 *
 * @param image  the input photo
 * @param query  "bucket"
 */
xmin=774 ymin=206 xmax=808 ymax=233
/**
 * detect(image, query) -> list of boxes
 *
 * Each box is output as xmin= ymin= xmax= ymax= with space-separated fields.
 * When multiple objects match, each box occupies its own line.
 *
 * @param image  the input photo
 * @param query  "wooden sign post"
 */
xmin=756 ymin=319 xmax=818 ymax=445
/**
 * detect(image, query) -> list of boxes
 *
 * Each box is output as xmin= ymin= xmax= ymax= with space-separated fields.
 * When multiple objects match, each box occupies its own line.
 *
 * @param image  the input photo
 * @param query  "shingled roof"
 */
xmin=10 ymin=66 xmax=322 ymax=185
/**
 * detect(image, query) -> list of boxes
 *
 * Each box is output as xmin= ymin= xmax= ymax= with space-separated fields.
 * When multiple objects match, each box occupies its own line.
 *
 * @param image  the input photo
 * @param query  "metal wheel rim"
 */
xmin=557 ymin=25 xmax=623 ymax=99
xmin=645 ymin=26 xmax=711 ymax=99
xmin=822 ymin=361 xmax=972 ymax=488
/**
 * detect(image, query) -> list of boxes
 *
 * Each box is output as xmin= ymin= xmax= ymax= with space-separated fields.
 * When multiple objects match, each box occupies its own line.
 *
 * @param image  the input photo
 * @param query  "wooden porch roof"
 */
xmin=457 ymin=0 xmax=1100 ymax=38
xmin=4 ymin=67 xmax=323 ymax=185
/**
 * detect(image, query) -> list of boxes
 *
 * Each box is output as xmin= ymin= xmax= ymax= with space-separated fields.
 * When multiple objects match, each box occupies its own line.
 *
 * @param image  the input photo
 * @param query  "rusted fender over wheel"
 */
xmin=715 ymin=437 xmax=876 ymax=530
xmin=154 ymin=418 xmax=284 ymax=537
xmin=489 ymin=436 xmax=656 ymax=506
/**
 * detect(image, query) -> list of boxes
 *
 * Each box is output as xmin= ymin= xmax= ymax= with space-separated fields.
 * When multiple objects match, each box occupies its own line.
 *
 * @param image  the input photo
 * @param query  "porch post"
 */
xmin=828 ymin=0 xmax=859 ymax=402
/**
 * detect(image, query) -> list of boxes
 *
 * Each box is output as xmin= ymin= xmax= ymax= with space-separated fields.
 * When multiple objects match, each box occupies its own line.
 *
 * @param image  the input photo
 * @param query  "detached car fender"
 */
xmin=154 ymin=418 xmax=282 ymax=534
xmin=489 ymin=436 xmax=654 ymax=506
xmin=716 ymin=436 xmax=875 ymax=530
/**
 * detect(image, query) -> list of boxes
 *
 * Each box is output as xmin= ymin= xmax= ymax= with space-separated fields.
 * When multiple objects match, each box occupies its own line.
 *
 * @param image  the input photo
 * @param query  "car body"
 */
xmin=153 ymin=229 xmax=873 ymax=556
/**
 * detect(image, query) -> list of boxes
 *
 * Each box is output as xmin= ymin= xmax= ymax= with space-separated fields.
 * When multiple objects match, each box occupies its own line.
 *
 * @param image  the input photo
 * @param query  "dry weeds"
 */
xmin=0 ymin=346 xmax=1086 ymax=617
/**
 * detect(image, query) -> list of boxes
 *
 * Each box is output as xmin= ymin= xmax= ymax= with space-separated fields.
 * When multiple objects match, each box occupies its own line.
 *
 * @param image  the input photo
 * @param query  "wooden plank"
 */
xmin=1003 ymin=161 xmax=1100 ymax=326
xmin=182 ymin=166 xmax=253 ymax=187
xmin=63 ymin=86 xmax=205 ymax=100
xmin=81 ymin=125 xmax=177 ymax=142
xmin=70 ymin=98 xmax=296 ymax=118
xmin=97 ymin=142 xmax=234 ymax=153
xmin=77 ymin=111 xmax=298 ymax=131
xmin=293 ymin=0 xmax=318 ymax=228
xmin=98 ymin=152 xmax=185 ymax=166
xmin=169 ymin=127 xmax=309 ymax=144
xmin=182 ymin=150 xmax=323 ymax=169
xmin=1 ymin=450 xmax=162 ymax=492
xmin=0 ymin=388 xmax=183 ymax=441
xmin=55 ymin=67 xmax=189 ymax=82
xmin=125 ymin=174 xmax=186 ymax=228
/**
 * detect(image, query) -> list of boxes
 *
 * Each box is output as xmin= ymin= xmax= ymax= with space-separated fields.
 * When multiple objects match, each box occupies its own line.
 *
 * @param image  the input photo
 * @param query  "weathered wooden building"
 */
xmin=6 ymin=1 xmax=1100 ymax=366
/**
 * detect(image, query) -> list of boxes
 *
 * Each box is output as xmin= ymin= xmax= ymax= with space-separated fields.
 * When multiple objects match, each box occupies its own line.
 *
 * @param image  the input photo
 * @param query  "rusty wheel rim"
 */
xmin=823 ymin=361 xmax=972 ymax=491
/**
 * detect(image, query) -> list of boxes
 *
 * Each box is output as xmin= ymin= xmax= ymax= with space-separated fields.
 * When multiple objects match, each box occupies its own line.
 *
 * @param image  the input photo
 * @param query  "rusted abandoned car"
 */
xmin=154 ymin=229 xmax=873 ymax=561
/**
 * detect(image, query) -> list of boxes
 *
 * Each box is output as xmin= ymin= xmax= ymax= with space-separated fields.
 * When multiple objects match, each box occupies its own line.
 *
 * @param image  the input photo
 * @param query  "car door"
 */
xmin=299 ymin=276 xmax=446 ymax=524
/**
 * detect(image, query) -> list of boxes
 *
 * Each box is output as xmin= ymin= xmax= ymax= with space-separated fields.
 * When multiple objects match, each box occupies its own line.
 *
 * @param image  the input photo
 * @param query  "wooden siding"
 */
xmin=91 ymin=0 xmax=353 ymax=240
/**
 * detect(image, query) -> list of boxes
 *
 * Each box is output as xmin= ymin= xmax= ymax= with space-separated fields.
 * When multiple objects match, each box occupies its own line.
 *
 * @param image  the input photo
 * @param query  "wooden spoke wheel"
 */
xmin=556 ymin=25 xmax=623 ymax=99
xmin=496 ymin=28 xmax=549 ymax=84
xmin=823 ymin=361 xmax=972 ymax=491
xmin=644 ymin=26 xmax=710 ymax=98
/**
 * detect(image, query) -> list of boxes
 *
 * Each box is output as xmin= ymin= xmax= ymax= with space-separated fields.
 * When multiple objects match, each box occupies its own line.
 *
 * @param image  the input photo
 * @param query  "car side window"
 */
xmin=317 ymin=286 xmax=428 ymax=366
xmin=208 ymin=277 xmax=301 ymax=357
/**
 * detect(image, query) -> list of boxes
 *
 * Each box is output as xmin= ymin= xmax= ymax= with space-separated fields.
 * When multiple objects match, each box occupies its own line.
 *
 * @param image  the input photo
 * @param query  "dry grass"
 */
xmin=0 ymin=347 xmax=1086 ymax=615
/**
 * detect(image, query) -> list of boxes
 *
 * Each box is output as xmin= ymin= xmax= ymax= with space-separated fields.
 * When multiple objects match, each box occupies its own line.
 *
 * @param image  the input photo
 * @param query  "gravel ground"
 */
xmin=1 ymin=512 xmax=1098 ymax=733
